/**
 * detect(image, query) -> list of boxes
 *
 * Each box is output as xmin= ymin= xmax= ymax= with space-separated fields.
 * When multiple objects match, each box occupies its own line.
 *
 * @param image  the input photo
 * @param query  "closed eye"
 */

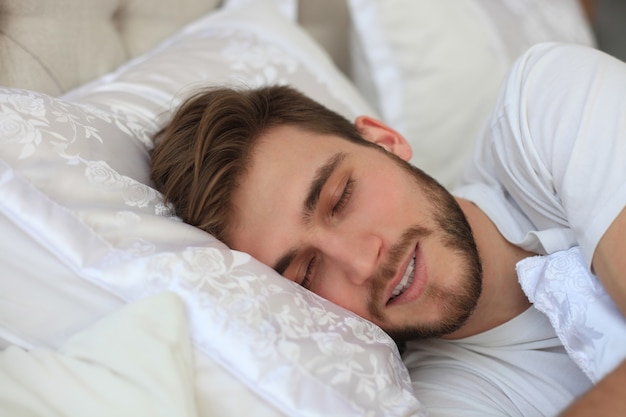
xmin=301 ymin=255 xmax=317 ymax=289
xmin=332 ymin=177 xmax=355 ymax=216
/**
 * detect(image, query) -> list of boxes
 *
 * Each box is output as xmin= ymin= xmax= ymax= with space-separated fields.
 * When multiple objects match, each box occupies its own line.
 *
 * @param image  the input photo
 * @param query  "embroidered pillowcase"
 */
xmin=0 ymin=1 xmax=423 ymax=416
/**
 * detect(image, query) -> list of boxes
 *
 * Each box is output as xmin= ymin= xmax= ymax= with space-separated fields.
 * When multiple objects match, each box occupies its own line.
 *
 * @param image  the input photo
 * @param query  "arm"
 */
xmin=560 ymin=359 xmax=626 ymax=417
xmin=494 ymin=43 xmax=626 ymax=416
xmin=550 ymin=45 xmax=626 ymax=416
xmin=557 ymin=209 xmax=626 ymax=417
xmin=593 ymin=207 xmax=626 ymax=317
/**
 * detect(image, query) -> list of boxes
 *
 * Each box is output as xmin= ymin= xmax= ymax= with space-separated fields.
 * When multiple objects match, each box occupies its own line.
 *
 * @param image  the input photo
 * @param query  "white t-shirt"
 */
xmin=454 ymin=42 xmax=626 ymax=267
xmin=403 ymin=307 xmax=591 ymax=417
xmin=404 ymin=43 xmax=626 ymax=416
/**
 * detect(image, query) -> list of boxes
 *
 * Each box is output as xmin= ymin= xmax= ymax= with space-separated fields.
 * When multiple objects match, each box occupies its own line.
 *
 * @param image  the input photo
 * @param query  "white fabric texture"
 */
xmin=0 ymin=293 xmax=198 ymax=417
xmin=347 ymin=0 xmax=594 ymax=188
xmin=517 ymin=247 xmax=626 ymax=383
xmin=0 ymin=1 xmax=423 ymax=416
xmin=0 ymin=208 xmax=287 ymax=417
xmin=403 ymin=307 xmax=591 ymax=417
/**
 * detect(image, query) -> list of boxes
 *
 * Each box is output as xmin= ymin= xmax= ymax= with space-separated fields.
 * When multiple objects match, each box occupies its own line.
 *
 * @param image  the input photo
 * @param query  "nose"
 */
xmin=314 ymin=228 xmax=381 ymax=286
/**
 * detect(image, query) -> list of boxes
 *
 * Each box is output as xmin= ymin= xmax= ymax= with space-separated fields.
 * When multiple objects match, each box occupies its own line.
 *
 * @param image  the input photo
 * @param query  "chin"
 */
xmin=386 ymin=280 xmax=481 ymax=342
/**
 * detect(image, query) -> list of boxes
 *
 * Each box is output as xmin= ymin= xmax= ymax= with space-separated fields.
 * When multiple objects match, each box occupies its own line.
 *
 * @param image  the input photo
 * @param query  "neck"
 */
xmin=444 ymin=198 xmax=534 ymax=339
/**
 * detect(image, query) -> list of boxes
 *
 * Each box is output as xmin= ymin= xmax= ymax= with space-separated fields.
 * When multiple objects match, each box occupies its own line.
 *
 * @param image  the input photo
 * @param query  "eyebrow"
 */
xmin=272 ymin=152 xmax=347 ymax=275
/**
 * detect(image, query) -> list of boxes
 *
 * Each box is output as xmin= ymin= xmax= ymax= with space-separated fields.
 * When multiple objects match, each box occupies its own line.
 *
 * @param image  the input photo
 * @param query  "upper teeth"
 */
xmin=391 ymin=255 xmax=415 ymax=299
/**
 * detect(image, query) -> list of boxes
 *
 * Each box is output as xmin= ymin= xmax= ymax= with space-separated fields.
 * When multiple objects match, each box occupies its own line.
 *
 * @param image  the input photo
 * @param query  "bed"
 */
xmin=0 ymin=0 xmax=596 ymax=416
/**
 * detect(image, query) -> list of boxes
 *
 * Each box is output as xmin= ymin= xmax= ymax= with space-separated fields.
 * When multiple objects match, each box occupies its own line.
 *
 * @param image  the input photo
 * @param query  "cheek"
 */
xmin=359 ymin=175 xmax=415 ymax=220
xmin=315 ymin=283 xmax=373 ymax=319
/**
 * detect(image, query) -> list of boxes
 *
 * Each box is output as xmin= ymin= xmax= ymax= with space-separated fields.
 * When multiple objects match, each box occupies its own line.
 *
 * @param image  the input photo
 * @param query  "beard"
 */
xmin=366 ymin=156 xmax=483 ymax=342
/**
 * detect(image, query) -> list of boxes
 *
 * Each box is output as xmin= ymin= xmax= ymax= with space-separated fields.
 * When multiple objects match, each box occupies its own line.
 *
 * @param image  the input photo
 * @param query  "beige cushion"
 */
xmin=0 ymin=0 xmax=220 ymax=95
xmin=0 ymin=0 xmax=352 ymax=96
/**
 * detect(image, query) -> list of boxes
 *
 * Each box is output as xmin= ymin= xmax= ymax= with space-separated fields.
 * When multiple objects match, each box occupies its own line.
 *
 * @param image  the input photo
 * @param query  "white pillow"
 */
xmin=63 ymin=0 xmax=376 ymax=126
xmin=0 ymin=293 xmax=197 ymax=417
xmin=347 ymin=0 xmax=595 ymax=188
xmin=0 ymin=1 xmax=423 ymax=416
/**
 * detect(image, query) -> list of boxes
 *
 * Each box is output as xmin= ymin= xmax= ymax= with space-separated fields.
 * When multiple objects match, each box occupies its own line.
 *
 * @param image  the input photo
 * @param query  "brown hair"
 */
xmin=150 ymin=85 xmax=373 ymax=244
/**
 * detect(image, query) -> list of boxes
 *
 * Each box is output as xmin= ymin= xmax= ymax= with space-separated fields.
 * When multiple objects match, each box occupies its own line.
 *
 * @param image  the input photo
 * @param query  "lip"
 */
xmin=386 ymin=243 xmax=426 ymax=306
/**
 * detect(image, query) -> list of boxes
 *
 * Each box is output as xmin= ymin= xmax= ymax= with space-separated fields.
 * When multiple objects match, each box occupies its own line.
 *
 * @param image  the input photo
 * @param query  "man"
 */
xmin=151 ymin=42 xmax=626 ymax=416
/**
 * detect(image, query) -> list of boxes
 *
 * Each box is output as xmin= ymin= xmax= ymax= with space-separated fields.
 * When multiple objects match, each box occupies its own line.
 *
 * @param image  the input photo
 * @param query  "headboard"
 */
xmin=0 ymin=0 xmax=351 ymax=95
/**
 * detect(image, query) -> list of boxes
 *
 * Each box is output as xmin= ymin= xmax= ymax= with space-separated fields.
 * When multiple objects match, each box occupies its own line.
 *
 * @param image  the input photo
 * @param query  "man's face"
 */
xmin=230 ymin=120 xmax=481 ymax=341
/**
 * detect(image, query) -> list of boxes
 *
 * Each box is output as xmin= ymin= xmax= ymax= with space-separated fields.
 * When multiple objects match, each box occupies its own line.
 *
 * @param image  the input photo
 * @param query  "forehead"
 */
xmin=228 ymin=125 xmax=364 ymax=258
xmin=253 ymin=124 xmax=353 ymax=162
xmin=245 ymin=124 xmax=367 ymax=188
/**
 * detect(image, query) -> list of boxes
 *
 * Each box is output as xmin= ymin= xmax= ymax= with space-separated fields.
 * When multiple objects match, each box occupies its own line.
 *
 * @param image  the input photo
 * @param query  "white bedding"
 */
xmin=0 ymin=293 xmax=198 ymax=417
xmin=0 ymin=0 xmax=602 ymax=415
xmin=0 ymin=1 xmax=422 ymax=416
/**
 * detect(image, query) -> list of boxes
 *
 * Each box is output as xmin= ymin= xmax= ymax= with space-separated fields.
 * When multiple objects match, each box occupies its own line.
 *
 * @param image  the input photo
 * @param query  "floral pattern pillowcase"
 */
xmin=0 ymin=1 xmax=424 ymax=416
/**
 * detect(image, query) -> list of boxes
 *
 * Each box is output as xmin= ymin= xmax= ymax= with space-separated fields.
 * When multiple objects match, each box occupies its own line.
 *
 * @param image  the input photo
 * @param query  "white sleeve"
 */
xmin=457 ymin=42 xmax=626 ymax=267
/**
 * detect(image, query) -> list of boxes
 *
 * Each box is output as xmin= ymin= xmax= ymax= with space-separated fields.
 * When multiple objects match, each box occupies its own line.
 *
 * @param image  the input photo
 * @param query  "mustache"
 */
xmin=367 ymin=226 xmax=431 ymax=318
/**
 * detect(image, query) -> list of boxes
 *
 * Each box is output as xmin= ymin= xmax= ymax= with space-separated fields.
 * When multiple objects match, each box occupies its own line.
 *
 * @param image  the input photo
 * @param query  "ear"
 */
xmin=355 ymin=116 xmax=412 ymax=161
